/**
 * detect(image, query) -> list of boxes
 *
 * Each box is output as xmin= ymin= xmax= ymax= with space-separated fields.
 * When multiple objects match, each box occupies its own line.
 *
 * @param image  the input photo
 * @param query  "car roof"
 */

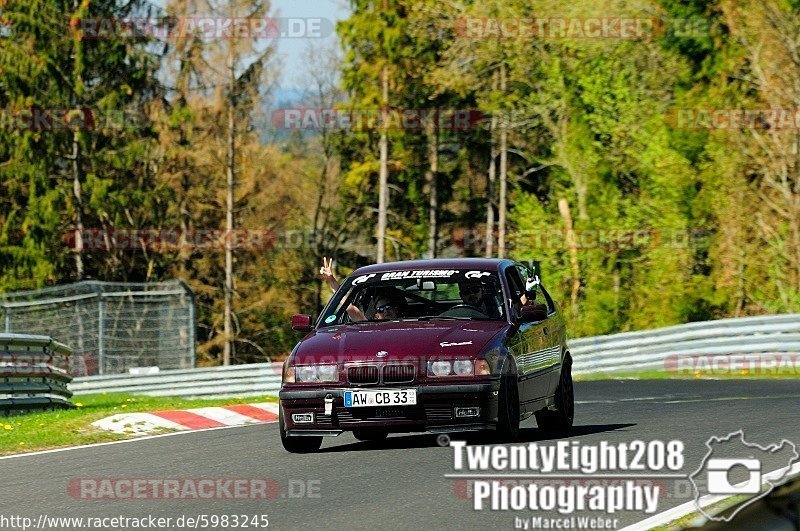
xmin=351 ymin=258 xmax=513 ymax=275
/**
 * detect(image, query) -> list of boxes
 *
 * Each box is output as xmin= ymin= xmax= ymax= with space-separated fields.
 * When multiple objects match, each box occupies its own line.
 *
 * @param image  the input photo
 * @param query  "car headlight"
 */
xmin=294 ymin=364 xmax=339 ymax=383
xmin=428 ymin=359 xmax=486 ymax=377
xmin=317 ymin=364 xmax=339 ymax=381
xmin=452 ymin=359 xmax=473 ymax=375
xmin=429 ymin=360 xmax=452 ymax=377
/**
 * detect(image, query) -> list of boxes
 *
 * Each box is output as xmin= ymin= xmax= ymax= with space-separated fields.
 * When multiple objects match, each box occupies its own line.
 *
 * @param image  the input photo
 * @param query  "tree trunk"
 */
xmin=485 ymin=72 xmax=498 ymax=258
xmin=72 ymin=131 xmax=84 ymax=280
xmin=71 ymin=0 xmax=84 ymax=280
xmin=376 ymin=66 xmax=389 ymax=263
xmin=558 ymin=198 xmax=580 ymax=317
xmin=498 ymin=63 xmax=508 ymax=258
xmin=223 ymin=63 xmax=236 ymax=366
xmin=426 ymin=124 xmax=438 ymax=258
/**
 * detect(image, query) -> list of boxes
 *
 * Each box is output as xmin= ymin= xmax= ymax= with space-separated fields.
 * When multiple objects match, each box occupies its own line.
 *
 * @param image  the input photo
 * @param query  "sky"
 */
xmin=268 ymin=0 xmax=349 ymax=101
xmin=146 ymin=0 xmax=349 ymax=102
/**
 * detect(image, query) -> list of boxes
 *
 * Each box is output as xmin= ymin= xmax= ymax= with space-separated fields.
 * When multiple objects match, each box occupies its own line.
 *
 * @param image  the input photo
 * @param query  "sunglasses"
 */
xmin=375 ymin=304 xmax=395 ymax=313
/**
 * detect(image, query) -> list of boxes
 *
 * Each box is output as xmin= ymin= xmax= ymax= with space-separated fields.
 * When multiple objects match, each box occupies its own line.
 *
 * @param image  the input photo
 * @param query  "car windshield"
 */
xmin=318 ymin=269 xmax=506 ymax=326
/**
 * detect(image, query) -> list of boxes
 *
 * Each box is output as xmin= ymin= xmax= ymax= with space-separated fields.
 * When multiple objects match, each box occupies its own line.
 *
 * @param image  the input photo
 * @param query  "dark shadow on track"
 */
xmin=460 ymin=423 xmax=637 ymax=446
xmin=317 ymin=423 xmax=636 ymax=453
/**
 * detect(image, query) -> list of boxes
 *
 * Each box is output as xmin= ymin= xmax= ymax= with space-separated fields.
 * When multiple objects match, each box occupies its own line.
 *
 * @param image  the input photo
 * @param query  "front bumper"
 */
xmin=280 ymin=381 xmax=501 ymax=436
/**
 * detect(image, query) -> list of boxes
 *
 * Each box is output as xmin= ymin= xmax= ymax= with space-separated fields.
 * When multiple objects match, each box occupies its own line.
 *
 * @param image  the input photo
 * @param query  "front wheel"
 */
xmin=279 ymin=406 xmax=323 ymax=453
xmin=496 ymin=365 xmax=520 ymax=442
xmin=535 ymin=357 xmax=574 ymax=432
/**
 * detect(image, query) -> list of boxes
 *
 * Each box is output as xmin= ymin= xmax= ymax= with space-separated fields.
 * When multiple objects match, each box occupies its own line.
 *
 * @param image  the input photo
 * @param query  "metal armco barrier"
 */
xmin=70 ymin=363 xmax=283 ymax=398
xmin=69 ymin=313 xmax=800 ymax=397
xmin=0 ymin=333 xmax=74 ymax=414
xmin=570 ymin=313 xmax=800 ymax=375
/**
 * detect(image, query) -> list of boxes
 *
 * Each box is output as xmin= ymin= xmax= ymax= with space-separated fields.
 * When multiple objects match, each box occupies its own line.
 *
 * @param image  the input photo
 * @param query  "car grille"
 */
xmin=382 ymin=364 xmax=415 ymax=384
xmin=347 ymin=365 xmax=379 ymax=385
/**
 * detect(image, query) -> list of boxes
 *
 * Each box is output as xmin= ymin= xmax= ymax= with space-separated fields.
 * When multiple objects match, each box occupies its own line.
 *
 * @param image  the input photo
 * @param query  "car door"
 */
xmin=537 ymin=282 xmax=567 ymax=397
xmin=512 ymin=265 xmax=562 ymax=403
xmin=504 ymin=266 xmax=549 ymax=407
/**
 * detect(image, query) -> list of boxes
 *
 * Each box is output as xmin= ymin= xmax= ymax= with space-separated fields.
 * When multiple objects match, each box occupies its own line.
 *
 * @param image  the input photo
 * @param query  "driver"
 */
xmin=457 ymin=279 xmax=499 ymax=317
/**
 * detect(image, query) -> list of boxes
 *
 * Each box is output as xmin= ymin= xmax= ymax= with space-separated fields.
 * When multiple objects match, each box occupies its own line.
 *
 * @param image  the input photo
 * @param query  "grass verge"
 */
xmin=0 ymin=393 xmax=277 ymax=456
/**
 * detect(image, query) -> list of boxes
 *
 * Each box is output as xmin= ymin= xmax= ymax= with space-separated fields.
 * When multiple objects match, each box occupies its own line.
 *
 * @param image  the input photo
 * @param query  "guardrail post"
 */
xmin=188 ymin=299 xmax=196 ymax=368
xmin=3 ymin=307 xmax=10 ymax=333
xmin=98 ymin=296 xmax=105 ymax=375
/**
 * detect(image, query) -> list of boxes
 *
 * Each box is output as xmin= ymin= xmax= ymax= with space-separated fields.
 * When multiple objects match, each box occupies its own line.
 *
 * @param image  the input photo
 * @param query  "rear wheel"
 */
xmin=496 ymin=363 xmax=520 ymax=442
xmin=279 ymin=406 xmax=323 ymax=453
xmin=353 ymin=429 xmax=389 ymax=442
xmin=536 ymin=357 xmax=574 ymax=432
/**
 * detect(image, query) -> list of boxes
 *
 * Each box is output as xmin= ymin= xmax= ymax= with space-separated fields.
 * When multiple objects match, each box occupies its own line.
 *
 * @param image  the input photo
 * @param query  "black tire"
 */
xmin=352 ymin=429 xmax=389 ymax=442
xmin=535 ymin=356 xmax=574 ymax=432
xmin=496 ymin=363 xmax=521 ymax=442
xmin=279 ymin=406 xmax=323 ymax=453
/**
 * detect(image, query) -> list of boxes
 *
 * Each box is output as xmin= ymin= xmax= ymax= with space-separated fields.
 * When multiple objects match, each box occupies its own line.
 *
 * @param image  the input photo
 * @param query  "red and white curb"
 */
xmin=92 ymin=403 xmax=279 ymax=435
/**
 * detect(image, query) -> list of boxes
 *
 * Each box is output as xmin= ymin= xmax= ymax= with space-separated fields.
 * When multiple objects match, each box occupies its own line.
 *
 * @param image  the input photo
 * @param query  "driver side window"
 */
xmin=505 ymin=268 xmax=525 ymax=316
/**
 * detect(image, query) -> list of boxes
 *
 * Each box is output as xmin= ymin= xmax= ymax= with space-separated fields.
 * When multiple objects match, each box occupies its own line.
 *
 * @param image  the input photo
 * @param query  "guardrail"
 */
xmin=569 ymin=313 xmax=800 ymax=376
xmin=68 ymin=313 xmax=800 ymax=397
xmin=0 ymin=333 xmax=74 ymax=414
xmin=70 ymin=363 xmax=283 ymax=398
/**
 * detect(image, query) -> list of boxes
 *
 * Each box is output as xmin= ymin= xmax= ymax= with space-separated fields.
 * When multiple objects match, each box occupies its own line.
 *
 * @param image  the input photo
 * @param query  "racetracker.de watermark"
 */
xmin=62 ymin=228 xmax=324 ymax=252
xmin=271 ymin=108 xmax=485 ymax=131
xmin=454 ymin=17 xmax=711 ymax=40
xmin=0 ymin=108 xmax=148 ymax=132
xmin=670 ymin=108 xmax=800 ymax=130
xmin=67 ymin=478 xmax=321 ymax=500
xmin=451 ymin=227 xmax=706 ymax=251
xmin=665 ymin=354 xmax=800 ymax=376
xmin=72 ymin=16 xmax=334 ymax=40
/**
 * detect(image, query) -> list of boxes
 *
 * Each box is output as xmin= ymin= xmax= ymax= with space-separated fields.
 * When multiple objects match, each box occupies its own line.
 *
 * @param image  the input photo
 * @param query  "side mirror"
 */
xmin=291 ymin=314 xmax=312 ymax=332
xmin=520 ymin=304 xmax=548 ymax=323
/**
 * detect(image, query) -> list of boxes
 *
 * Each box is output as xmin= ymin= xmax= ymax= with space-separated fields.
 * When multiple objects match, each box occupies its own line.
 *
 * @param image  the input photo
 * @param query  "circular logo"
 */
xmin=437 ymin=434 xmax=451 ymax=447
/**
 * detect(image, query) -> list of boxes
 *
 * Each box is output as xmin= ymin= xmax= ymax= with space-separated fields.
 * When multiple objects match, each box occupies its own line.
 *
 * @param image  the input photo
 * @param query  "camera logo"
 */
xmin=689 ymin=430 xmax=798 ymax=522
xmin=706 ymin=458 xmax=761 ymax=494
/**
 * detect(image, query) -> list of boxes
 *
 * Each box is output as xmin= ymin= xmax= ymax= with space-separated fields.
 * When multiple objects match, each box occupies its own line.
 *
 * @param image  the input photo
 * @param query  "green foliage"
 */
xmin=1 ymin=0 xmax=799 ymax=363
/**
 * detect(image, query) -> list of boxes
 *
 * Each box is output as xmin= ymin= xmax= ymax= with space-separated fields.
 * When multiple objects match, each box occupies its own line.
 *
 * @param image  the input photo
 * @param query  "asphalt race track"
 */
xmin=3 ymin=379 xmax=800 ymax=530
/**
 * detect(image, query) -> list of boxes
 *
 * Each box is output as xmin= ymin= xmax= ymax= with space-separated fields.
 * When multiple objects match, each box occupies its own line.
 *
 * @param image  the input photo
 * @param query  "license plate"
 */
xmin=344 ymin=389 xmax=417 ymax=408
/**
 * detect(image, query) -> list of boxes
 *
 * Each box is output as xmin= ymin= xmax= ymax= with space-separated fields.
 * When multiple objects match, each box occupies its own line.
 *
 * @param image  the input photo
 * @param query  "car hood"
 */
xmin=292 ymin=319 xmax=510 ymax=364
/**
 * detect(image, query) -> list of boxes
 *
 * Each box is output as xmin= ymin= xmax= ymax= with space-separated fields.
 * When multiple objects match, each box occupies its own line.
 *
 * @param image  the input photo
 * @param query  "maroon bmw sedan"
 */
xmin=278 ymin=258 xmax=573 ymax=453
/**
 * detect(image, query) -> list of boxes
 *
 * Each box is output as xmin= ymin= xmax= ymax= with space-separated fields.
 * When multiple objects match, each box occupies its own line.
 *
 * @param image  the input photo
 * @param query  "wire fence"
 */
xmin=0 ymin=281 xmax=195 ymax=376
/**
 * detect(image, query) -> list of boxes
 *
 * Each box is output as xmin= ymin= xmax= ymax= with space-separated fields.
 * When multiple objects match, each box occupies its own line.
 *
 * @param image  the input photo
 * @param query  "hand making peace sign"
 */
xmin=319 ymin=257 xmax=340 ymax=292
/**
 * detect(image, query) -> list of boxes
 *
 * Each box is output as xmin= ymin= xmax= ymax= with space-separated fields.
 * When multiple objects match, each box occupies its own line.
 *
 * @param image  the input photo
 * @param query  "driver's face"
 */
xmin=374 ymin=298 xmax=399 ymax=320
xmin=459 ymin=282 xmax=483 ymax=306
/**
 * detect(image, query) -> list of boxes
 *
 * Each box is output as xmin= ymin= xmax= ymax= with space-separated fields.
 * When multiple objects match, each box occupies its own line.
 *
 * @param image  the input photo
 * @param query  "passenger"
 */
xmin=318 ymin=257 xmax=406 ymax=322
xmin=371 ymin=294 xmax=406 ymax=320
xmin=319 ymin=257 xmax=367 ymax=321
